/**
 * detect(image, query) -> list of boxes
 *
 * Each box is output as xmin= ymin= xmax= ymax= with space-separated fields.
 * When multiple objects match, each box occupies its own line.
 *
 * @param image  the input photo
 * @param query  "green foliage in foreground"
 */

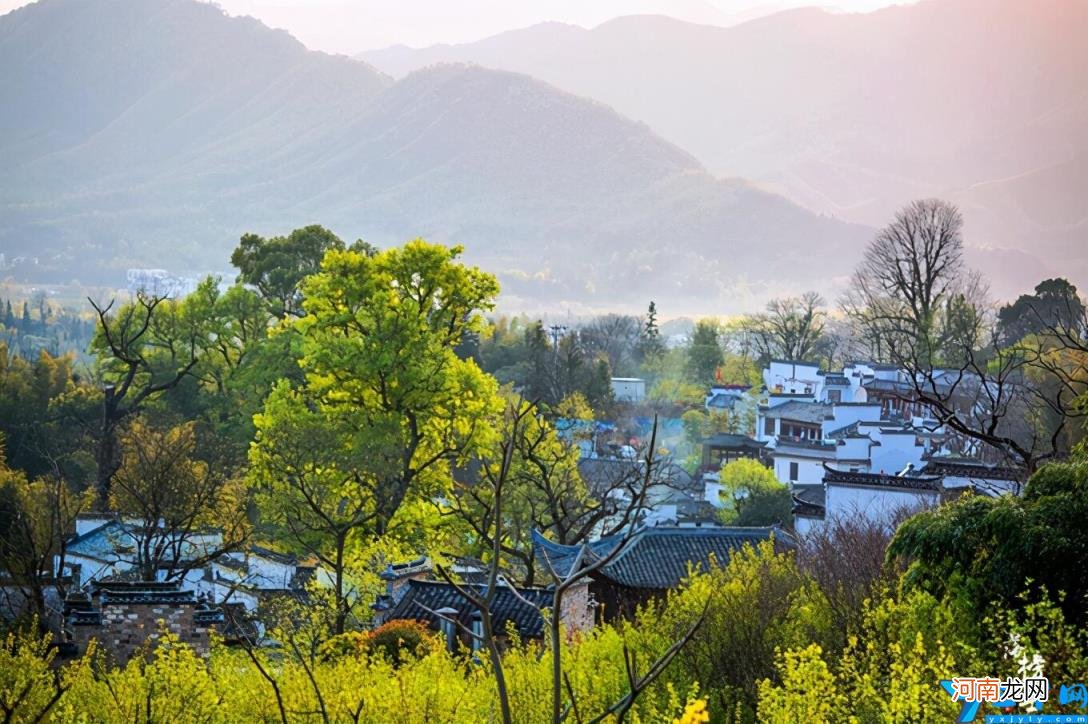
xmin=4 ymin=535 xmax=1088 ymax=723
xmin=889 ymin=461 xmax=1088 ymax=625
xmin=2 ymin=619 xmax=695 ymax=723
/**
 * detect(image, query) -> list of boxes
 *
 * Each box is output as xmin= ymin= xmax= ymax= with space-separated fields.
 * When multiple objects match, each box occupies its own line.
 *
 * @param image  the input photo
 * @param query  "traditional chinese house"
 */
xmin=532 ymin=524 xmax=787 ymax=620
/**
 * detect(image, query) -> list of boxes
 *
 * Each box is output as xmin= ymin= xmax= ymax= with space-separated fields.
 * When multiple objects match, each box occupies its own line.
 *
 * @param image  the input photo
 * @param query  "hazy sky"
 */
xmin=0 ymin=0 xmax=915 ymax=54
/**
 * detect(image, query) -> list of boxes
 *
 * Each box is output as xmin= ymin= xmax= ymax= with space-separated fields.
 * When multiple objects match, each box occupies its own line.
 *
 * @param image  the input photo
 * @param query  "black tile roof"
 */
xmin=69 ymin=610 xmax=102 ymax=626
xmin=821 ymin=463 xmax=942 ymax=491
xmin=380 ymin=555 xmax=431 ymax=580
xmin=848 ymin=361 xmax=900 ymax=371
xmin=791 ymin=496 xmax=826 ymax=518
xmin=706 ymin=393 xmax=738 ymax=410
xmin=384 ymin=579 xmax=552 ymax=638
xmin=825 ymin=421 xmax=860 ymax=439
xmin=791 ymin=485 xmax=826 ymax=518
xmin=774 ymin=437 xmax=837 ymax=452
xmin=770 ymin=358 xmax=821 ymax=367
xmin=922 ymin=458 xmax=1024 ymax=482
xmin=249 ymin=545 xmax=298 ymax=566
xmin=533 ymin=525 xmax=783 ymax=590
xmin=702 ymin=433 xmax=765 ymax=450
xmin=89 ymin=581 xmax=195 ymax=604
xmin=863 ymin=379 xmax=913 ymax=393
xmin=762 ymin=400 xmax=833 ymax=423
xmin=577 ymin=458 xmax=693 ymax=497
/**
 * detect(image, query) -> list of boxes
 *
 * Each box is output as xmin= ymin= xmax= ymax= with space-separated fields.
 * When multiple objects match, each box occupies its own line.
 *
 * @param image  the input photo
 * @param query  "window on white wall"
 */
xmin=789 ymin=462 xmax=799 ymax=482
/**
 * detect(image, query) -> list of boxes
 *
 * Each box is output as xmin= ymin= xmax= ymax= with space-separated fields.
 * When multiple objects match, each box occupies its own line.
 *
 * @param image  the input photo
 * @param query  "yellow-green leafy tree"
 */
xmin=0 ymin=438 xmax=86 ymax=625
xmin=632 ymin=541 xmax=834 ymax=720
xmin=109 ymin=419 xmax=249 ymax=581
xmin=717 ymin=458 xmax=792 ymax=527
xmin=250 ymin=241 xmax=503 ymax=633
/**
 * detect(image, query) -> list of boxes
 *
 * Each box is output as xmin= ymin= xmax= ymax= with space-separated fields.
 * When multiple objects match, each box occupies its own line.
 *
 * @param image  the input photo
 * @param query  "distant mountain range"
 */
xmin=0 ymin=0 xmax=880 ymax=313
xmin=361 ymin=0 xmax=1088 ymax=297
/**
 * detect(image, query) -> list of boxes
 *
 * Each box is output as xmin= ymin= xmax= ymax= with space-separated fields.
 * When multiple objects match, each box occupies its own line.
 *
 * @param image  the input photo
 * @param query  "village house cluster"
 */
xmin=699 ymin=359 xmax=1023 ymax=535
xmin=5 ymin=358 xmax=1026 ymax=663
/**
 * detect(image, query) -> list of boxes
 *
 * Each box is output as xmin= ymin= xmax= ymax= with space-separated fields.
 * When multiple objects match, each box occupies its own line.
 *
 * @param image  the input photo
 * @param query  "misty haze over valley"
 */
xmin=0 ymin=0 xmax=1084 ymax=313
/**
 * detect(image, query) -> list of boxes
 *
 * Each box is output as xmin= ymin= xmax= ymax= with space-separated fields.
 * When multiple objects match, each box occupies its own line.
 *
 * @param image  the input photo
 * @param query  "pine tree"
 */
xmin=20 ymin=301 xmax=30 ymax=332
xmin=641 ymin=300 xmax=665 ymax=360
xmin=585 ymin=357 xmax=614 ymax=413
xmin=2 ymin=300 xmax=12 ymax=329
xmin=645 ymin=301 xmax=660 ymax=342
xmin=686 ymin=319 xmax=723 ymax=384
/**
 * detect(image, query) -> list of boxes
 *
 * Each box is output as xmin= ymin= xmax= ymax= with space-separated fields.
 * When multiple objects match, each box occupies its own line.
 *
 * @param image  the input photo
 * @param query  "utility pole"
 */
xmin=548 ymin=324 xmax=568 ymax=400
xmin=547 ymin=324 xmax=567 ymax=349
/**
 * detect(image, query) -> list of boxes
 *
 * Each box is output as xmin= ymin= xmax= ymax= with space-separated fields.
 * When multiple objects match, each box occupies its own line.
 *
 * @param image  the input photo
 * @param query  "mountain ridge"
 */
xmin=0 ymin=0 xmax=872 ymax=314
xmin=359 ymin=0 xmax=1088 ymax=296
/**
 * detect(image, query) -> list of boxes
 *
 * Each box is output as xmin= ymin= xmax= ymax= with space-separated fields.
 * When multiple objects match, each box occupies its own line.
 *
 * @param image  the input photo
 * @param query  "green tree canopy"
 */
xmin=249 ymin=240 xmax=502 ymax=632
xmin=998 ymin=278 xmax=1086 ymax=344
xmin=0 ymin=438 xmax=86 ymax=624
xmin=717 ymin=458 xmax=791 ymax=526
xmin=686 ymin=319 xmax=723 ymax=384
xmin=889 ymin=460 xmax=1088 ymax=625
xmin=231 ymin=225 xmax=376 ymax=318
xmin=110 ymin=420 xmax=248 ymax=581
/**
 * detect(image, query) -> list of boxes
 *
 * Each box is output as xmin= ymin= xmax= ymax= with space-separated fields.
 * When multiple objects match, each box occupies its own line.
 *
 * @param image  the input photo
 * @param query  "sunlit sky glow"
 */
xmin=0 ymin=0 xmax=918 ymax=54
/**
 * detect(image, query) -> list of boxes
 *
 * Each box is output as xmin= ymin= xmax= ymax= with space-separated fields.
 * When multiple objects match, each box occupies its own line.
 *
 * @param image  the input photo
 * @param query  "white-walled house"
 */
xmin=818 ymin=371 xmax=855 ymax=403
xmin=922 ymin=456 xmax=1023 ymax=496
xmin=793 ymin=465 xmax=943 ymax=537
xmin=763 ymin=360 xmax=822 ymax=397
xmin=868 ymin=428 xmax=928 ymax=475
xmin=58 ymin=517 xmax=317 ymax=612
xmin=169 ymin=546 xmax=313 ymax=612
xmin=610 ymin=377 xmax=646 ymax=403
xmin=823 ymin=467 xmax=941 ymax=526
xmin=822 ymin=403 xmax=883 ymax=437
xmin=771 ymin=438 xmax=837 ymax=485
xmin=757 ymin=399 xmax=829 ymax=443
xmin=753 ymin=359 xmax=1026 ymax=536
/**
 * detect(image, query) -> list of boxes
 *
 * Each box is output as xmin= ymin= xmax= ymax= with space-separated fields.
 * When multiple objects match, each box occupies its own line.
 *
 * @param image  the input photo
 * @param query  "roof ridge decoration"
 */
xmin=821 ymin=462 xmax=942 ymax=491
xmin=923 ymin=458 xmax=1025 ymax=482
xmin=825 ymin=420 xmax=861 ymax=439
xmin=385 ymin=577 xmax=554 ymax=638
xmin=791 ymin=494 xmax=826 ymax=518
xmin=531 ymin=525 xmax=781 ymax=589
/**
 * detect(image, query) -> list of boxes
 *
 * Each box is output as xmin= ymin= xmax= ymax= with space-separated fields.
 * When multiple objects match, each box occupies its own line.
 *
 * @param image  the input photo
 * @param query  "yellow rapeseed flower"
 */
xmin=673 ymin=698 xmax=710 ymax=724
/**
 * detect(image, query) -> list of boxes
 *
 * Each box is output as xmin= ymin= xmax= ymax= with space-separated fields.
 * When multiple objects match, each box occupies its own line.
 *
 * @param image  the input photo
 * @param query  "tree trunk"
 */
xmin=551 ymin=590 xmax=563 ymax=724
xmin=334 ymin=534 xmax=346 ymax=635
xmin=95 ymin=391 xmax=123 ymax=508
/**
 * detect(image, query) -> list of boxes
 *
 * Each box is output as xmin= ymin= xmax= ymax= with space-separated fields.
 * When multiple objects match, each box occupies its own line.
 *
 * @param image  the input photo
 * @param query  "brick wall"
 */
xmin=386 ymin=568 xmax=433 ymax=599
xmin=71 ymin=602 xmax=217 ymax=664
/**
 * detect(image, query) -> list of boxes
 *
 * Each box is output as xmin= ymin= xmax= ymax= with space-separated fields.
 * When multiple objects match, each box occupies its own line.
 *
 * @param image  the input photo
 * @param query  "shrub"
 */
xmin=319 ymin=630 xmax=370 ymax=660
xmin=365 ymin=620 xmax=440 ymax=665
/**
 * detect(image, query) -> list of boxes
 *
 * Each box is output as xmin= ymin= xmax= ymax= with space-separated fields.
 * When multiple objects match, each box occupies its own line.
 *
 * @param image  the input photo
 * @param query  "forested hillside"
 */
xmin=0 ymin=0 xmax=869 ymax=313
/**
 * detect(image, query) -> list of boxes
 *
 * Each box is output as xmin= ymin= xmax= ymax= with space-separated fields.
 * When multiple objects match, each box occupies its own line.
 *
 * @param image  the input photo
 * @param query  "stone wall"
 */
xmin=67 ymin=583 xmax=222 ymax=664
xmin=559 ymin=580 xmax=596 ymax=636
